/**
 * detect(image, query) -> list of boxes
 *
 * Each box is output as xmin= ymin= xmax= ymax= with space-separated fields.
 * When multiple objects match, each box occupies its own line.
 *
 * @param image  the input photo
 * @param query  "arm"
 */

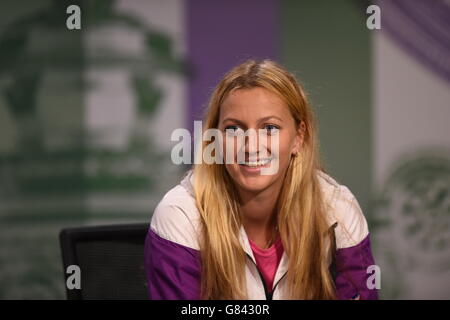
xmin=335 ymin=234 xmax=379 ymax=300
xmin=332 ymin=186 xmax=379 ymax=300
xmin=144 ymin=227 xmax=201 ymax=299
xmin=144 ymin=199 xmax=202 ymax=300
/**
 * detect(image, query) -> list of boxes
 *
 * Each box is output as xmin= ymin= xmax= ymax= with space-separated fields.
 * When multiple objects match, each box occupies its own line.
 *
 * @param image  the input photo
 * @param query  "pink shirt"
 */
xmin=249 ymin=236 xmax=284 ymax=292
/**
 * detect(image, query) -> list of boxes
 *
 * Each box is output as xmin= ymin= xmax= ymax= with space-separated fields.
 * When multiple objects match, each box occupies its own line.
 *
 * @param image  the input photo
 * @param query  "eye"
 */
xmin=263 ymin=124 xmax=279 ymax=135
xmin=224 ymin=125 xmax=244 ymax=136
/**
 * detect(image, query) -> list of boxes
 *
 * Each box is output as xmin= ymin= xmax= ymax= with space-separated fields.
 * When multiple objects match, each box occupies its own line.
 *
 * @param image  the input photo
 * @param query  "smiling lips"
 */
xmin=238 ymin=159 xmax=273 ymax=175
xmin=242 ymin=158 xmax=272 ymax=167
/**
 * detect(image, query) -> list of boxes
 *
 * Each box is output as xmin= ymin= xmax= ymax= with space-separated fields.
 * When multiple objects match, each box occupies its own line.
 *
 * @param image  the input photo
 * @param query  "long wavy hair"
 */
xmin=192 ymin=59 xmax=336 ymax=299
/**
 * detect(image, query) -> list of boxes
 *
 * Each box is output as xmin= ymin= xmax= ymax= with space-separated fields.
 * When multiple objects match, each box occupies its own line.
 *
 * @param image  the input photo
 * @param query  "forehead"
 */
xmin=219 ymin=87 xmax=291 ymax=121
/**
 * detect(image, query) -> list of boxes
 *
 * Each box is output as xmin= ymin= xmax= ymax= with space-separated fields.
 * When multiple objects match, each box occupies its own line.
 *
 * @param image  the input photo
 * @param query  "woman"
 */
xmin=144 ymin=59 xmax=379 ymax=300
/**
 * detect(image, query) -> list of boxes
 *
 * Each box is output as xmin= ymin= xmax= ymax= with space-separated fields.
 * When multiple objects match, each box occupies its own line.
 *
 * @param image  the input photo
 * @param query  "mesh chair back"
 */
xmin=59 ymin=223 xmax=149 ymax=300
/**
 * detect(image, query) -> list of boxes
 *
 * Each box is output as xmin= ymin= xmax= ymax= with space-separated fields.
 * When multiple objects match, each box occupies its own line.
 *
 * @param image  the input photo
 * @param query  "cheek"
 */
xmin=269 ymin=132 xmax=293 ymax=160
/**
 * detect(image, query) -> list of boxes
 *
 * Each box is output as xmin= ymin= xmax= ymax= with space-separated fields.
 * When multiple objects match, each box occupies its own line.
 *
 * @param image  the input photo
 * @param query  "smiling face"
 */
xmin=218 ymin=87 xmax=305 ymax=195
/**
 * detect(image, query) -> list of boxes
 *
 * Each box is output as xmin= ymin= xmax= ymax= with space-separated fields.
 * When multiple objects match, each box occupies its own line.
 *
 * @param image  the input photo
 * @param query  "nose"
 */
xmin=244 ymin=129 xmax=259 ymax=156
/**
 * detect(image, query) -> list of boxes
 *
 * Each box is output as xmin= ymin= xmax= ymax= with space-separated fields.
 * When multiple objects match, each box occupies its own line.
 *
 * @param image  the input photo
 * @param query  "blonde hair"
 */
xmin=192 ymin=59 xmax=336 ymax=299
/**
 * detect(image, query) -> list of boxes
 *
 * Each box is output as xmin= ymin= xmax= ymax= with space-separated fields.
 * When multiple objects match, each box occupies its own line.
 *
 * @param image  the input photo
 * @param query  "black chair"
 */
xmin=59 ymin=223 xmax=150 ymax=300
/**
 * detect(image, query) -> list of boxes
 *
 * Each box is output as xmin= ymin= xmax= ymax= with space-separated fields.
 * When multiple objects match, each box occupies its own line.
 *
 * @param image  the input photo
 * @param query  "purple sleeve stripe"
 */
xmin=335 ymin=233 xmax=379 ymax=300
xmin=144 ymin=229 xmax=201 ymax=300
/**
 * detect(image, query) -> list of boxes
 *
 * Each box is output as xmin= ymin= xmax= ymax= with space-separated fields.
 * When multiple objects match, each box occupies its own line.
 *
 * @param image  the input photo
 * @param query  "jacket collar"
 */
xmin=239 ymin=223 xmax=289 ymax=288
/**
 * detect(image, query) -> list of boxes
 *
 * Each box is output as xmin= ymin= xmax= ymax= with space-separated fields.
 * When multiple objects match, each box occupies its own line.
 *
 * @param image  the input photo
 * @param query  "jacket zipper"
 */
xmin=271 ymin=272 xmax=287 ymax=297
xmin=245 ymin=253 xmax=287 ymax=300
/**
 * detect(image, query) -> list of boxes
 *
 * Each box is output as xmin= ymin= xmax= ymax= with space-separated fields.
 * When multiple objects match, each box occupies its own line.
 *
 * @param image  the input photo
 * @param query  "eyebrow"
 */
xmin=221 ymin=116 xmax=283 ymax=125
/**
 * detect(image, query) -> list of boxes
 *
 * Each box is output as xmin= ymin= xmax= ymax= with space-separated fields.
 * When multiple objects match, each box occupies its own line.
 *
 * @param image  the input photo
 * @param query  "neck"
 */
xmin=238 ymin=178 xmax=283 ymax=248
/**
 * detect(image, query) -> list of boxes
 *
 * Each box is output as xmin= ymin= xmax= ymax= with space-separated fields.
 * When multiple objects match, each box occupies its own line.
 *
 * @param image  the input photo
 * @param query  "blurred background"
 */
xmin=0 ymin=0 xmax=448 ymax=299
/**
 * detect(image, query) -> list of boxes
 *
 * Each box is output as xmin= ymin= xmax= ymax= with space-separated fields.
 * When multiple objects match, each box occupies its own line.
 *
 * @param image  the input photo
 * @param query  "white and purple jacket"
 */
xmin=144 ymin=170 xmax=379 ymax=300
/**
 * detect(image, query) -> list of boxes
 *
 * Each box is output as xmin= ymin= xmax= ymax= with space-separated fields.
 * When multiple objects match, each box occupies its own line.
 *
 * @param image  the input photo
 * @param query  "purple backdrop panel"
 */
xmin=186 ymin=0 xmax=278 ymax=133
xmin=378 ymin=0 xmax=450 ymax=83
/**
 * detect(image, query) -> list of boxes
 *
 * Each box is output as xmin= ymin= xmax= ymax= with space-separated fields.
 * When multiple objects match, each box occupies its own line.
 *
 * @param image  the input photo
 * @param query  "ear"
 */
xmin=291 ymin=121 xmax=306 ymax=156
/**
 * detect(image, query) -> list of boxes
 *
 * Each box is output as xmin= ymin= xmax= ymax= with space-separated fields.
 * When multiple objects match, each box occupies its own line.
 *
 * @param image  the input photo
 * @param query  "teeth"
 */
xmin=243 ymin=159 xmax=271 ymax=167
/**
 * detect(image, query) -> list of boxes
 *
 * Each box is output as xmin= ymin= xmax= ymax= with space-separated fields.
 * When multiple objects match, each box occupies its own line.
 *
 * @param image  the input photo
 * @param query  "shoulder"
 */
xmin=317 ymin=170 xmax=369 ymax=249
xmin=150 ymin=170 xmax=201 ymax=250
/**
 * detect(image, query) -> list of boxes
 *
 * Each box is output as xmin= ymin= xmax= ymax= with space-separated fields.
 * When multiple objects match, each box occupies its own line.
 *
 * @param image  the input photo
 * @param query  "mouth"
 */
xmin=237 ymin=158 xmax=274 ymax=175
xmin=240 ymin=158 xmax=272 ymax=167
